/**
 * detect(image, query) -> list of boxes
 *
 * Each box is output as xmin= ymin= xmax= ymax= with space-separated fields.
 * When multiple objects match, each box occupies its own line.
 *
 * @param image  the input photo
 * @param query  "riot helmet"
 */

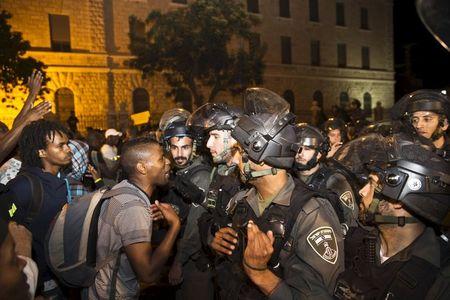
xmin=293 ymin=123 xmax=330 ymax=171
xmin=416 ymin=0 xmax=450 ymax=52
xmin=324 ymin=118 xmax=347 ymax=133
xmin=188 ymin=103 xmax=242 ymax=132
xmin=159 ymin=108 xmax=194 ymax=168
xmin=333 ymin=132 xmax=450 ymax=227
xmin=231 ymin=88 xmax=297 ymax=180
xmin=323 ymin=118 xmax=348 ymax=144
xmin=391 ymin=89 xmax=449 ymax=141
xmin=364 ymin=158 xmax=450 ymax=227
xmin=159 ymin=108 xmax=192 ymax=142
xmin=188 ymin=103 xmax=242 ymax=166
xmin=359 ymin=120 xmax=394 ymax=137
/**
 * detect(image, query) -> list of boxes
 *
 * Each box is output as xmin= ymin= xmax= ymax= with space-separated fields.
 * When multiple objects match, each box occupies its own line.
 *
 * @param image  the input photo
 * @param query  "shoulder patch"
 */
xmin=339 ymin=191 xmax=354 ymax=210
xmin=307 ymin=226 xmax=339 ymax=264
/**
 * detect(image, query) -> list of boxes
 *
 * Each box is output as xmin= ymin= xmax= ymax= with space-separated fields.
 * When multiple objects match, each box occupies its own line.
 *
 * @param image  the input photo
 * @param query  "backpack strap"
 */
xmin=19 ymin=172 xmax=44 ymax=224
xmin=86 ymin=186 xmax=149 ymax=266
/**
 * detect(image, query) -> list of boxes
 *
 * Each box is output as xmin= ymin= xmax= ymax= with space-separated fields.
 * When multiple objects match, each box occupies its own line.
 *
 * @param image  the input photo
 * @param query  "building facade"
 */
xmin=0 ymin=0 xmax=394 ymax=130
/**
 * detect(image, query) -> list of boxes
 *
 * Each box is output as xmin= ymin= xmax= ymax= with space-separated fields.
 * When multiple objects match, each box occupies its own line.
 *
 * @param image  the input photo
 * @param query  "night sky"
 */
xmin=393 ymin=0 xmax=450 ymax=100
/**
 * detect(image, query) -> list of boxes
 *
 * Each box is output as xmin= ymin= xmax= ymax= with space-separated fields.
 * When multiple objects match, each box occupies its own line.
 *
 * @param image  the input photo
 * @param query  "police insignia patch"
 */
xmin=307 ymin=226 xmax=338 ymax=264
xmin=339 ymin=191 xmax=354 ymax=210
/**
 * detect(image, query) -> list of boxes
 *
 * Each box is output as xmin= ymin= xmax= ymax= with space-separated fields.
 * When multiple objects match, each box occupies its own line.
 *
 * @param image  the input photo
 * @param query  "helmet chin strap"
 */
xmin=242 ymin=161 xmax=278 ymax=182
xmin=213 ymin=136 xmax=230 ymax=164
xmin=217 ymin=163 xmax=237 ymax=176
xmin=360 ymin=197 xmax=418 ymax=226
xmin=431 ymin=126 xmax=446 ymax=141
xmin=294 ymin=151 xmax=319 ymax=171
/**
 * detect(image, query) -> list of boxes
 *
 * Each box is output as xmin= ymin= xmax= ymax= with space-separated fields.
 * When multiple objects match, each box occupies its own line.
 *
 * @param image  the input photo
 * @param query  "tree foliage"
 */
xmin=129 ymin=0 xmax=266 ymax=107
xmin=0 ymin=10 xmax=48 ymax=95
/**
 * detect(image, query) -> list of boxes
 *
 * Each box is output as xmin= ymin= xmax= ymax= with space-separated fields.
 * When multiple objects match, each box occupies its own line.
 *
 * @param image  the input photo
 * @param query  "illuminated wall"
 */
xmin=1 ymin=0 xmax=394 ymax=130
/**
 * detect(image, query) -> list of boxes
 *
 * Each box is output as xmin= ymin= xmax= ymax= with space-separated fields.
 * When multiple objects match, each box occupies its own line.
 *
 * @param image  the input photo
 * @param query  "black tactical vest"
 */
xmin=215 ymin=179 xmax=319 ymax=300
xmin=335 ymin=226 xmax=450 ymax=300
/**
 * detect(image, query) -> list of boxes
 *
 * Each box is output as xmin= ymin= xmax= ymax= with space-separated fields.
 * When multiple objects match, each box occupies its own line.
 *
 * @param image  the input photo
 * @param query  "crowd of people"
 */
xmin=0 ymin=70 xmax=449 ymax=300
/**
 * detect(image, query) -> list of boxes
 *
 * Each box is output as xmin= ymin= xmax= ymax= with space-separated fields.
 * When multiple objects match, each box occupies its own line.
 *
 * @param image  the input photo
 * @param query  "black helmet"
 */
xmin=159 ymin=108 xmax=193 ymax=151
xmin=333 ymin=132 xmax=450 ymax=227
xmin=293 ymin=123 xmax=330 ymax=154
xmin=366 ymin=158 xmax=450 ymax=227
xmin=188 ymin=103 xmax=242 ymax=165
xmin=187 ymin=103 xmax=242 ymax=132
xmin=359 ymin=120 xmax=394 ymax=137
xmin=232 ymin=88 xmax=297 ymax=170
xmin=323 ymin=118 xmax=347 ymax=133
xmin=391 ymin=89 xmax=449 ymax=121
xmin=293 ymin=123 xmax=330 ymax=171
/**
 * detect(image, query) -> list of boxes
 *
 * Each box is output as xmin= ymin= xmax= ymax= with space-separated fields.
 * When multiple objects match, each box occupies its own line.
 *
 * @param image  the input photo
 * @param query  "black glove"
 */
xmin=173 ymin=175 xmax=205 ymax=205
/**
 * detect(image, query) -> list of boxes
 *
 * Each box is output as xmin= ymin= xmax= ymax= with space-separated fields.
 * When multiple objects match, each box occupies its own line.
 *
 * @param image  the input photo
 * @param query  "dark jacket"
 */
xmin=7 ymin=166 xmax=68 ymax=287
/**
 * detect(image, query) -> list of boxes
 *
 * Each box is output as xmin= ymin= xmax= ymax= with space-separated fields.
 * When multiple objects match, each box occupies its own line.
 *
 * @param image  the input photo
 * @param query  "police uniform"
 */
xmin=299 ymin=163 xmax=358 ymax=229
xmin=216 ymin=175 xmax=345 ymax=299
xmin=335 ymin=227 xmax=450 ymax=299
xmin=436 ymin=134 xmax=449 ymax=162
xmin=171 ymin=156 xmax=214 ymax=300
xmin=197 ymin=167 xmax=243 ymax=252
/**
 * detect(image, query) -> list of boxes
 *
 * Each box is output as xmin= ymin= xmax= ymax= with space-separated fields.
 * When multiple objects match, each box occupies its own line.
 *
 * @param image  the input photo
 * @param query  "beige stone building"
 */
xmin=0 ymin=0 xmax=394 ymax=130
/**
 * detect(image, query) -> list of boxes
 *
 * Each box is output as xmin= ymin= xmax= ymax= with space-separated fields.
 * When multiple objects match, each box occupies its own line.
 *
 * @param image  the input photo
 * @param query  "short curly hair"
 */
xmin=19 ymin=120 xmax=69 ymax=168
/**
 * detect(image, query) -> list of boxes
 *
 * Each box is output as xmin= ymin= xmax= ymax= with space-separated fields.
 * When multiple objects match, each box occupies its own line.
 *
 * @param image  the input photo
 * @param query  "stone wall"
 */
xmin=0 ymin=0 xmax=394 ymax=131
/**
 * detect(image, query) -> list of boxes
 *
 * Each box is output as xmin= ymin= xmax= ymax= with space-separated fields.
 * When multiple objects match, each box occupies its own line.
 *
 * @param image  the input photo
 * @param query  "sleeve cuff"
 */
xmin=268 ymin=281 xmax=292 ymax=300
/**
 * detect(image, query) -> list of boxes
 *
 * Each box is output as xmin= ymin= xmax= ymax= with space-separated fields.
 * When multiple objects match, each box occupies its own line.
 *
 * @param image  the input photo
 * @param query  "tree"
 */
xmin=0 ymin=10 xmax=48 ymax=95
xmin=129 ymin=0 xmax=266 ymax=108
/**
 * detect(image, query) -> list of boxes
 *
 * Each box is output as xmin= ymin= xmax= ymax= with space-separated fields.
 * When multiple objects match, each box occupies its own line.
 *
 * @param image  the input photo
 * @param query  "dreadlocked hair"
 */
xmin=19 ymin=119 xmax=69 ymax=168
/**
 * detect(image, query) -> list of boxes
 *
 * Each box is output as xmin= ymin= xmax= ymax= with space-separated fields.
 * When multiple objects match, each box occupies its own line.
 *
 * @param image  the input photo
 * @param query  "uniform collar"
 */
xmin=379 ymin=227 xmax=441 ymax=268
xmin=244 ymin=174 xmax=295 ymax=216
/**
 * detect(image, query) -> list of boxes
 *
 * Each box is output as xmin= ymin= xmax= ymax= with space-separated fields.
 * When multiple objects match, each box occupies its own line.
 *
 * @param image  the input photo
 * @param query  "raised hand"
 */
xmin=154 ymin=200 xmax=180 ymax=228
xmin=27 ymin=70 xmax=44 ymax=101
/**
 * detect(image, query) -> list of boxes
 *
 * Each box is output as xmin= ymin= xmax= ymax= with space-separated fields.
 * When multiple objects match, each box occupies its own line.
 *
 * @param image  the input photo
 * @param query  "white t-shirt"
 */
xmin=379 ymin=249 xmax=390 ymax=264
xmin=100 ymin=144 xmax=118 ymax=160
xmin=18 ymin=255 xmax=38 ymax=299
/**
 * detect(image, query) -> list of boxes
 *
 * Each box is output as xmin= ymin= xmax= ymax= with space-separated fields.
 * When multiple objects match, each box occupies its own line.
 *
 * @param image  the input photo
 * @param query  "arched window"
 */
xmin=313 ymin=90 xmax=323 ymax=108
xmin=54 ymin=88 xmax=75 ymax=123
xmin=132 ymin=88 xmax=150 ymax=113
xmin=175 ymin=88 xmax=193 ymax=111
xmin=339 ymin=92 xmax=349 ymax=108
xmin=363 ymin=92 xmax=372 ymax=116
xmin=283 ymin=90 xmax=295 ymax=113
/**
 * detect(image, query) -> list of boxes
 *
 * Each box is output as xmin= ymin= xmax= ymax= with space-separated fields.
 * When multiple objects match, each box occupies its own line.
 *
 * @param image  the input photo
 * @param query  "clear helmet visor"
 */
xmin=159 ymin=108 xmax=191 ymax=132
xmin=243 ymin=87 xmax=291 ymax=133
xmin=416 ymin=0 xmax=450 ymax=51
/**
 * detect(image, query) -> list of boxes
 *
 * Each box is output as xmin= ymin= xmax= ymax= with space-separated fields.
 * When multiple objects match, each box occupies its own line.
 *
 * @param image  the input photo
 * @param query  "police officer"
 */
xmin=210 ymin=88 xmax=344 ymax=299
xmin=391 ymin=89 xmax=449 ymax=161
xmin=158 ymin=108 xmax=213 ymax=300
xmin=334 ymin=137 xmax=450 ymax=299
xmin=323 ymin=118 xmax=348 ymax=158
xmin=187 ymin=103 xmax=244 ymax=244
xmin=293 ymin=123 xmax=358 ymax=231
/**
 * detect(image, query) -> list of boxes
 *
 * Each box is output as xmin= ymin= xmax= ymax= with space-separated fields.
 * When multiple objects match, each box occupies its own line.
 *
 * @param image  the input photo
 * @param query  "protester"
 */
xmin=87 ymin=137 xmax=181 ymax=299
xmin=6 ymin=119 xmax=72 ymax=298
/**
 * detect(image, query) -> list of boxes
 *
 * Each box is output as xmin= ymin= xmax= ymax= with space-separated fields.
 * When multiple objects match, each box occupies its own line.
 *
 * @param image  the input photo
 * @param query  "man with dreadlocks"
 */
xmin=5 ymin=119 xmax=72 ymax=298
